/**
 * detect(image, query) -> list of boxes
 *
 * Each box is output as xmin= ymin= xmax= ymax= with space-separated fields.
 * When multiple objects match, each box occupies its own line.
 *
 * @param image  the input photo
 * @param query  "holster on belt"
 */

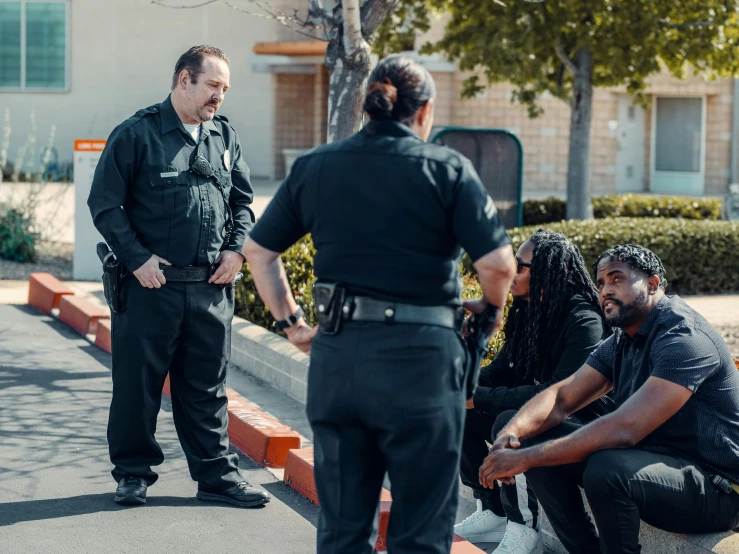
xmin=96 ymin=242 xmax=127 ymax=313
xmin=313 ymin=282 xmax=346 ymax=336
xmin=463 ymin=304 xmax=499 ymax=400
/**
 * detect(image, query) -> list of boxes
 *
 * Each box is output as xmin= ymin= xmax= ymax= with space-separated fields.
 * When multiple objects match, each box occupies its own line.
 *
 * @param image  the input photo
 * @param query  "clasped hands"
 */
xmin=133 ymin=251 xmax=244 ymax=289
xmin=478 ymin=433 xmax=529 ymax=489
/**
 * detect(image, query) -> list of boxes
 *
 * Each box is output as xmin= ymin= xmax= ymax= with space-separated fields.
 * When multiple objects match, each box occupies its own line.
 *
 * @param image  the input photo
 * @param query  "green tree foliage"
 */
xmin=377 ymin=0 xmax=739 ymax=219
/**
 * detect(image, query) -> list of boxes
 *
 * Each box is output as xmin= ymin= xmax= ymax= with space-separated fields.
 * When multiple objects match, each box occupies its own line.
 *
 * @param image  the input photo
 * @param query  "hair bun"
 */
xmin=364 ymin=78 xmax=398 ymax=120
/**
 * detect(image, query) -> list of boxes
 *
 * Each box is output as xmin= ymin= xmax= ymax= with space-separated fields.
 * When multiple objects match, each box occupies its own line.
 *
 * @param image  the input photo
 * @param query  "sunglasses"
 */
xmin=516 ymin=259 xmax=532 ymax=273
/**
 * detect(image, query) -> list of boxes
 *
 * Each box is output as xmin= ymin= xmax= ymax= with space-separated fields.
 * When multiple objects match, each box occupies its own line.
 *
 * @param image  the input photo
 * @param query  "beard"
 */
xmin=196 ymin=100 xmax=220 ymax=122
xmin=604 ymin=290 xmax=648 ymax=328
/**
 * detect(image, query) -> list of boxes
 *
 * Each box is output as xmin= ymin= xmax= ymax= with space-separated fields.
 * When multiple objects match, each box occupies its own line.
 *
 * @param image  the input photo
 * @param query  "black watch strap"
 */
xmin=275 ymin=306 xmax=304 ymax=330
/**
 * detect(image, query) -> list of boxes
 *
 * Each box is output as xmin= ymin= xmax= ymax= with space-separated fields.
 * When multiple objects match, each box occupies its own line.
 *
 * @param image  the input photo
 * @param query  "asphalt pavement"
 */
xmin=0 ymin=304 xmax=319 ymax=554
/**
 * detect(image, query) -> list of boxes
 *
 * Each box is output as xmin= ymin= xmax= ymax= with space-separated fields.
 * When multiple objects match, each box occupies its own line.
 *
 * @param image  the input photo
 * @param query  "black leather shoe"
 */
xmin=114 ymin=477 xmax=147 ymax=505
xmin=196 ymin=481 xmax=271 ymax=508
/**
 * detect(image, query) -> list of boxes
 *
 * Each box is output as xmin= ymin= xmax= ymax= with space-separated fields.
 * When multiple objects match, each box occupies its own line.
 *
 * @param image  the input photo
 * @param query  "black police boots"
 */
xmin=196 ymin=481 xmax=271 ymax=508
xmin=114 ymin=477 xmax=148 ymax=505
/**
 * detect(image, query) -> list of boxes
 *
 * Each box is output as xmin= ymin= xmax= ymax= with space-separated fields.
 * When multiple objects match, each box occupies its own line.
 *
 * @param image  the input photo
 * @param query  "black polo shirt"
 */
xmin=88 ymin=95 xmax=255 ymax=271
xmin=588 ymin=295 xmax=739 ymax=483
xmin=248 ymin=119 xmax=511 ymax=306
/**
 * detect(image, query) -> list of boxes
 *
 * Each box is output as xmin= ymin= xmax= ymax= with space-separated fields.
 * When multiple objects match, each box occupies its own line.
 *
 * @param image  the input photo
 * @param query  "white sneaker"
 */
xmin=454 ymin=500 xmax=507 ymax=543
xmin=492 ymin=521 xmax=543 ymax=554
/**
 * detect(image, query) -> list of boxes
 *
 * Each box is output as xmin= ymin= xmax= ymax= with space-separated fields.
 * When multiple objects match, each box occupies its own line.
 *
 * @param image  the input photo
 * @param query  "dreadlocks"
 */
xmin=503 ymin=230 xmax=604 ymax=385
xmin=593 ymin=244 xmax=668 ymax=290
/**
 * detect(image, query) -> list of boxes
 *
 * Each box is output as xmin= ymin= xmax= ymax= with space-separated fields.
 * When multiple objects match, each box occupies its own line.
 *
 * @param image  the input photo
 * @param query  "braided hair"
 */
xmin=503 ymin=230 xmax=604 ymax=385
xmin=592 ymin=244 xmax=667 ymax=290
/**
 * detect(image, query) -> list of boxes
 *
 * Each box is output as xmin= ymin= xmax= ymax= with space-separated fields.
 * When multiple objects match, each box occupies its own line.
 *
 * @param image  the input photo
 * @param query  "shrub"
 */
xmin=0 ymin=207 xmax=37 ymax=263
xmin=522 ymin=194 xmax=722 ymax=226
xmin=505 ymin=218 xmax=739 ymax=296
xmin=234 ymin=236 xmax=502 ymax=346
xmin=236 ymin=218 xmax=739 ymax=362
xmin=235 ymin=236 xmax=318 ymax=333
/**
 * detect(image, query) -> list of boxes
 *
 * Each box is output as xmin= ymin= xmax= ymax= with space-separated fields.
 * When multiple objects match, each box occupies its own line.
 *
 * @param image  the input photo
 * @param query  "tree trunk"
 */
xmin=566 ymin=47 xmax=594 ymax=220
xmin=324 ymin=0 xmax=398 ymax=143
xmin=325 ymin=42 xmax=371 ymax=143
xmin=325 ymin=0 xmax=371 ymax=143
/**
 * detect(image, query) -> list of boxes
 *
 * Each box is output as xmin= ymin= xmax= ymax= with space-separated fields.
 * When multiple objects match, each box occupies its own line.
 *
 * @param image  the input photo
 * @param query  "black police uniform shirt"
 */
xmin=248 ymin=119 xmax=511 ymax=307
xmin=87 ymin=95 xmax=255 ymax=272
xmin=587 ymin=295 xmax=739 ymax=484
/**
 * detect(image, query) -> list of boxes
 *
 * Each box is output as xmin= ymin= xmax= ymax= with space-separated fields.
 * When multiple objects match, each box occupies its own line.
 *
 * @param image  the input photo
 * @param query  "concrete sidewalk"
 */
xmin=0 ymin=304 xmax=318 ymax=554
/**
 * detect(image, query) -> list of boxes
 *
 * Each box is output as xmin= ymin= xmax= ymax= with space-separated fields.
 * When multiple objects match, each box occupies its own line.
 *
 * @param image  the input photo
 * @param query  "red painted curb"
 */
xmin=226 ymin=388 xmax=301 ymax=468
xmin=284 ymin=447 xmax=318 ymax=504
xmin=376 ymin=488 xmax=393 ymax=551
xmin=58 ymin=295 xmax=110 ymax=336
xmin=95 ymin=319 xmax=112 ymax=353
xmin=28 ymin=272 xmax=74 ymax=315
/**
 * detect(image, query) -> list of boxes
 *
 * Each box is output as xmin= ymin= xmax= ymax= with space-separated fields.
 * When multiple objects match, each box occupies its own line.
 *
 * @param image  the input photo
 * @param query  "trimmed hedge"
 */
xmin=523 ymin=194 xmax=723 ymax=226
xmin=505 ymin=218 xmax=739 ymax=296
xmin=235 ymin=218 xmax=739 ymax=349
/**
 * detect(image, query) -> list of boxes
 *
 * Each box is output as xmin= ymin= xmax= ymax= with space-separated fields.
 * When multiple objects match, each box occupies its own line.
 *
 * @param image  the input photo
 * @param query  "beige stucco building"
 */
xmin=2 ymin=0 xmax=737 ymax=199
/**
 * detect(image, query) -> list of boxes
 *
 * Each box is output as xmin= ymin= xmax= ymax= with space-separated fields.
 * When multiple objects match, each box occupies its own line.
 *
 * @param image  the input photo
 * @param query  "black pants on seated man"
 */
xmin=461 ymin=409 xmax=538 ymax=525
xmin=493 ymin=410 xmax=739 ymax=554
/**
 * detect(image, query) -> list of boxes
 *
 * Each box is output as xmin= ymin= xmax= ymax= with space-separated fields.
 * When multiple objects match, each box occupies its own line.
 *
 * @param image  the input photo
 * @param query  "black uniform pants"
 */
xmin=108 ymin=277 xmax=242 ymax=489
xmin=461 ymin=408 xmax=538 ymax=526
xmin=493 ymin=410 xmax=739 ymax=554
xmin=306 ymin=321 xmax=467 ymax=554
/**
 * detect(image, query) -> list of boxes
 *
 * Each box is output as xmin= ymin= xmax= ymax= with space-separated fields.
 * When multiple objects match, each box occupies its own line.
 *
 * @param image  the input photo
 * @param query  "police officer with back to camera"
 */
xmin=244 ymin=55 xmax=517 ymax=553
xmin=87 ymin=45 xmax=270 ymax=508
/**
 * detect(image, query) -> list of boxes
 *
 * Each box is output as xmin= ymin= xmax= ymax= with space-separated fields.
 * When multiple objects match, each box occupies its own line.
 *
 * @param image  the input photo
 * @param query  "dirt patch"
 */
xmin=716 ymin=324 xmax=739 ymax=360
xmin=0 ymin=241 xmax=73 ymax=281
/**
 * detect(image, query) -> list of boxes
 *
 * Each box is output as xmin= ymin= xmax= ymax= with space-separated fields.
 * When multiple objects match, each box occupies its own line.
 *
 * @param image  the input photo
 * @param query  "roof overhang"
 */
xmin=250 ymin=42 xmax=456 ymax=75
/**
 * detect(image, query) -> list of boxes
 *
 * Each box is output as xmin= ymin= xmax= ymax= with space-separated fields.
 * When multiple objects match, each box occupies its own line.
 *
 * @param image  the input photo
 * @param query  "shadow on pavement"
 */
xmin=261 ymin=481 xmax=319 ymax=527
xmin=0 ymin=494 xmax=203 ymax=526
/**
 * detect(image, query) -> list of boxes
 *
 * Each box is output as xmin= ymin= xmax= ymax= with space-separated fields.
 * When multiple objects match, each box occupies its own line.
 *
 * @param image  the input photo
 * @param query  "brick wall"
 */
xmin=269 ymin=52 xmax=736 ymax=196
xmin=444 ymin=70 xmax=736 ymax=197
xmin=273 ymin=72 xmax=318 ymax=178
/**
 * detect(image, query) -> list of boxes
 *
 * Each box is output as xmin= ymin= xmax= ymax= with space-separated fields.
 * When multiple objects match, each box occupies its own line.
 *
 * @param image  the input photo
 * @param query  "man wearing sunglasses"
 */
xmin=88 ymin=45 xmax=269 ymax=508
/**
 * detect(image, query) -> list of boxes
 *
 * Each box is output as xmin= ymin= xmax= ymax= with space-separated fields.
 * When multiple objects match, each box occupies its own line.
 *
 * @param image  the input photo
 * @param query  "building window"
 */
xmin=0 ymin=0 xmax=68 ymax=91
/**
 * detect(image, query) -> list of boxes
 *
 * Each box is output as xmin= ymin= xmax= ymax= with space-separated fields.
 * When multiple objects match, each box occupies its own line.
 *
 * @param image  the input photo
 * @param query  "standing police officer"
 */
xmin=244 ymin=55 xmax=516 ymax=553
xmin=88 ymin=45 xmax=270 ymax=508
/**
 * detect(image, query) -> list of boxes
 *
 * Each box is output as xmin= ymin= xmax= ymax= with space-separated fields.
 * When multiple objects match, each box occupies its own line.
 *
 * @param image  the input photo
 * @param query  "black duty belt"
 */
xmin=344 ymin=296 xmax=464 ymax=330
xmin=160 ymin=265 xmax=211 ymax=282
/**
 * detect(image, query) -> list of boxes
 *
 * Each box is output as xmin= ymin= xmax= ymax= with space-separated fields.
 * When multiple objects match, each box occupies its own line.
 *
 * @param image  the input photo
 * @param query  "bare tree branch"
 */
xmin=360 ymin=0 xmax=399 ymax=40
xmin=659 ymin=19 xmax=716 ymax=29
xmin=555 ymin=40 xmax=578 ymax=75
xmin=153 ymin=0 xmax=329 ymax=42
xmin=342 ymin=0 xmax=366 ymax=56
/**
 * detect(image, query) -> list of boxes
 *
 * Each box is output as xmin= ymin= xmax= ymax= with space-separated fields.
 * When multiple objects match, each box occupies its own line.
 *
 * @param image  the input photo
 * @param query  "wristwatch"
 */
xmin=275 ymin=306 xmax=304 ymax=330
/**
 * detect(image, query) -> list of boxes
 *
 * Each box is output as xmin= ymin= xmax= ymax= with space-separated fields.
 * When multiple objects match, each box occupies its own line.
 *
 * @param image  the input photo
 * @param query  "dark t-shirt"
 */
xmin=249 ymin=120 xmax=511 ymax=306
xmin=587 ymin=295 xmax=739 ymax=483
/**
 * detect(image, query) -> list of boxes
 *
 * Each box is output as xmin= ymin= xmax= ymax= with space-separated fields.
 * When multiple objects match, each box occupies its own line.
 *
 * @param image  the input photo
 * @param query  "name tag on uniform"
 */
xmin=160 ymin=171 xmax=178 ymax=178
xmin=223 ymin=150 xmax=231 ymax=171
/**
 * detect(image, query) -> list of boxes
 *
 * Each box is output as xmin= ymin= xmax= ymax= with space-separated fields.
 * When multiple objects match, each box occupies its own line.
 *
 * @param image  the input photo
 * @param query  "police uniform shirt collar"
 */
xmin=362 ymin=119 xmax=419 ymax=139
xmin=159 ymin=95 xmax=220 ymax=138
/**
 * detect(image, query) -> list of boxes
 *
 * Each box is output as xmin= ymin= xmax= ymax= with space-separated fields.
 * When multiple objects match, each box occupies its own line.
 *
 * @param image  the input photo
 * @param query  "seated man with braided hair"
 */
xmin=481 ymin=245 xmax=739 ymax=554
xmin=456 ymin=230 xmax=615 ymax=554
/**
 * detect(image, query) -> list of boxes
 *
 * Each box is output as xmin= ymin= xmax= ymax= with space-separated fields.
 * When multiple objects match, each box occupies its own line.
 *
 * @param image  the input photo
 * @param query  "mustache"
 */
xmin=205 ymin=99 xmax=220 ymax=108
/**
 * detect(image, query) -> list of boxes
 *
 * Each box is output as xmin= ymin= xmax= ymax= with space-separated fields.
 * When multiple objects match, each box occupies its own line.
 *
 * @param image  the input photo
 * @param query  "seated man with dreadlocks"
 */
xmin=455 ymin=230 xmax=614 ymax=554
xmin=481 ymin=245 xmax=739 ymax=554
